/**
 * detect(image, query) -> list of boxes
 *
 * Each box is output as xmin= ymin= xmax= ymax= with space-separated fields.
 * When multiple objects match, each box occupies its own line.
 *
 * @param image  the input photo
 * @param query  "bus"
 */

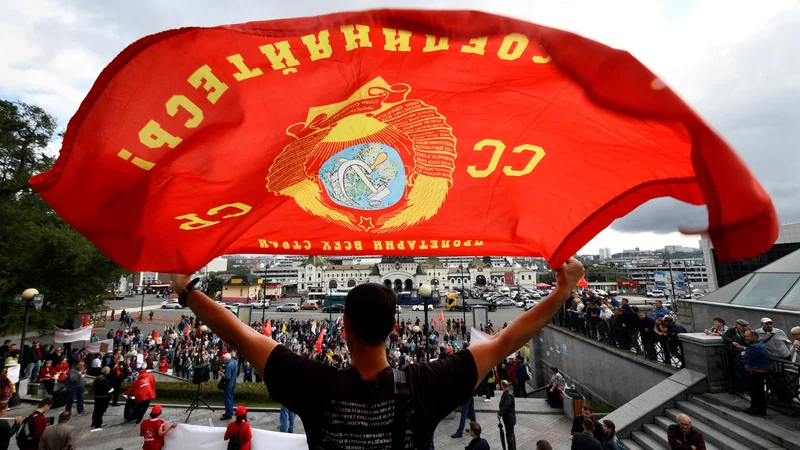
xmin=307 ymin=292 xmax=325 ymax=305
xmin=322 ymin=292 xmax=348 ymax=308
xmin=396 ymin=291 xmax=441 ymax=306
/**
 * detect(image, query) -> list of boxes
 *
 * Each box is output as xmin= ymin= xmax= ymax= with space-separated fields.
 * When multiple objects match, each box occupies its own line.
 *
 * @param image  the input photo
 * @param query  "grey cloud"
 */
xmin=612 ymin=7 xmax=800 ymax=234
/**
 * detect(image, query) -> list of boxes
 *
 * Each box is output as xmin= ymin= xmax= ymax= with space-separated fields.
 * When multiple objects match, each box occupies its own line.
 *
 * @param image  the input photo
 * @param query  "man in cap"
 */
xmin=721 ymin=319 xmax=749 ymax=393
xmin=755 ymin=318 xmax=792 ymax=359
xmin=140 ymin=405 xmax=176 ymax=450
xmin=742 ymin=330 xmax=770 ymax=415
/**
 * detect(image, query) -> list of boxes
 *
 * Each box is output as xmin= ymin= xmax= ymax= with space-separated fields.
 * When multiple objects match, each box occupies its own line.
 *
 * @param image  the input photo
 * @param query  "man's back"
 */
xmin=466 ymin=437 xmax=490 ymax=450
xmin=264 ymin=345 xmax=477 ymax=449
xmin=39 ymin=423 xmax=76 ymax=450
xmin=571 ymin=432 xmax=602 ymax=450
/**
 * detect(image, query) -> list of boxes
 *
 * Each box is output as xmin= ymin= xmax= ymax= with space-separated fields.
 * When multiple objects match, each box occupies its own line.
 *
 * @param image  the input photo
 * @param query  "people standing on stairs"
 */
xmin=497 ymin=380 xmax=516 ymax=450
xmin=722 ymin=319 xmax=750 ymax=394
xmin=124 ymin=362 xmax=157 ymax=424
xmin=92 ymin=366 xmax=112 ymax=429
xmin=755 ymin=318 xmax=793 ymax=359
xmin=742 ymin=330 xmax=770 ymax=415
xmin=513 ymin=355 xmax=529 ymax=398
xmin=667 ymin=414 xmax=706 ymax=450
xmin=38 ymin=411 xmax=77 ymax=450
xmin=451 ymin=390 xmax=477 ymax=438
xmin=571 ymin=406 xmax=604 ymax=441
xmin=571 ymin=418 xmax=602 ymax=450
xmin=599 ymin=420 xmax=623 ymax=450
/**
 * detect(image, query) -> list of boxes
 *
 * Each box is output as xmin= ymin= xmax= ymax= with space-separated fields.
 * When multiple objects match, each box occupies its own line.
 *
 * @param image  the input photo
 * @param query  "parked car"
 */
xmin=251 ymin=299 xmax=270 ymax=309
xmin=495 ymin=298 xmax=516 ymax=307
xmin=412 ymin=304 xmax=433 ymax=311
xmin=524 ymin=302 xmax=537 ymax=311
xmin=593 ymin=289 xmax=608 ymax=296
xmin=646 ymin=290 xmax=665 ymax=298
xmin=301 ymin=301 xmax=319 ymax=310
xmin=322 ymin=304 xmax=344 ymax=313
xmin=160 ymin=299 xmax=183 ymax=309
xmin=277 ymin=303 xmax=300 ymax=312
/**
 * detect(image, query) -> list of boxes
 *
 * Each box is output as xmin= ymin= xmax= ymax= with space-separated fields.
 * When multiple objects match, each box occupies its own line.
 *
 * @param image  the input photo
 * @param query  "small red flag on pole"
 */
xmin=264 ymin=319 xmax=272 ymax=336
xmin=577 ymin=275 xmax=589 ymax=289
xmin=439 ymin=310 xmax=445 ymax=323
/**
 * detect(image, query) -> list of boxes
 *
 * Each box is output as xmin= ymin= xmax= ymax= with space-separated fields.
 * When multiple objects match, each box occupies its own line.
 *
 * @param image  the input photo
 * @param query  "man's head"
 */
xmin=602 ymin=419 xmax=616 ymax=436
xmin=761 ymin=318 xmax=774 ymax=332
xmin=74 ymin=361 xmax=84 ymax=370
xmin=792 ymin=326 xmax=800 ymax=341
xmin=736 ymin=319 xmax=749 ymax=333
xmin=622 ymin=298 xmax=629 ymax=305
xmin=44 ymin=360 xmax=52 ymax=367
xmin=712 ymin=317 xmax=725 ymax=328
xmin=150 ymin=405 xmax=163 ymax=418
xmin=637 ymin=311 xmax=646 ymax=320
xmin=101 ymin=366 xmax=111 ymax=375
xmin=535 ymin=441 xmax=553 ymax=450
xmin=58 ymin=411 xmax=72 ymax=424
xmin=551 ymin=366 xmax=559 ymax=374
xmin=344 ymin=283 xmax=396 ymax=347
xmin=37 ymin=398 xmax=52 ymax=412
xmin=746 ymin=330 xmax=760 ymax=344
xmin=677 ymin=413 xmax=692 ymax=433
xmin=656 ymin=317 xmax=664 ymax=326
xmin=582 ymin=405 xmax=593 ymax=419
xmin=8 ymin=344 xmax=16 ymax=352
xmin=468 ymin=421 xmax=482 ymax=438
xmin=583 ymin=418 xmax=595 ymax=433
xmin=501 ymin=380 xmax=510 ymax=391
xmin=655 ymin=300 xmax=663 ymax=308
xmin=32 ymin=341 xmax=39 ymax=347
xmin=2 ymin=340 xmax=10 ymax=346
xmin=664 ymin=316 xmax=675 ymax=328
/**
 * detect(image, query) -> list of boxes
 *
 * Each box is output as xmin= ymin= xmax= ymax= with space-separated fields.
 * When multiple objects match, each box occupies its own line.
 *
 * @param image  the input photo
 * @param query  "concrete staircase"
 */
xmin=620 ymin=393 xmax=800 ymax=450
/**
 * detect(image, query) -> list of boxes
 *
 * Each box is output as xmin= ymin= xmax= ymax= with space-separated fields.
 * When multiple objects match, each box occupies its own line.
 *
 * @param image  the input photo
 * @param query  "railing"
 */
xmin=718 ymin=346 xmax=800 ymax=411
xmin=552 ymin=309 xmax=684 ymax=369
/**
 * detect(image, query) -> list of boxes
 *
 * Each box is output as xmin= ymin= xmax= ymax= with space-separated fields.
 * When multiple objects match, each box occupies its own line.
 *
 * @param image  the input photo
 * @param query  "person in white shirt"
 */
xmin=756 ymin=318 xmax=792 ymax=359
xmin=575 ymin=302 xmax=586 ymax=314
xmin=599 ymin=305 xmax=613 ymax=320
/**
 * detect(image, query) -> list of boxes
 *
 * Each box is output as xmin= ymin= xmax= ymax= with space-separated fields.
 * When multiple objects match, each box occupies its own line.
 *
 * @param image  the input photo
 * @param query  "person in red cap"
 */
xmin=140 ymin=405 xmax=176 ymax=450
xmin=224 ymin=406 xmax=252 ymax=450
xmin=124 ymin=362 xmax=158 ymax=424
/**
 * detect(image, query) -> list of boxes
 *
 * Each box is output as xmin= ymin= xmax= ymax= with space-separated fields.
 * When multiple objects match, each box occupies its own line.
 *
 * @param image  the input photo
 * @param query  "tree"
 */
xmin=204 ymin=274 xmax=225 ymax=298
xmin=538 ymin=272 xmax=556 ymax=284
xmin=0 ymin=100 xmax=124 ymax=333
xmin=482 ymin=256 xmax=493 ymax=267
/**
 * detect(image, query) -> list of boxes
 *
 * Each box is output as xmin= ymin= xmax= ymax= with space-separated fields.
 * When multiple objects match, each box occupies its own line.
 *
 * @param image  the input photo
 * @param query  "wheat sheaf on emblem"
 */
xmin=265 ymin=77 xmax=457 ymax=233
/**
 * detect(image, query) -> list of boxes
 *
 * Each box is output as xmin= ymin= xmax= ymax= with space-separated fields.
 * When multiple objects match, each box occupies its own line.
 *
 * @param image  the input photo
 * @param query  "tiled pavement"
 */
xmin=5 ymin=397 xmax=573 ymax=449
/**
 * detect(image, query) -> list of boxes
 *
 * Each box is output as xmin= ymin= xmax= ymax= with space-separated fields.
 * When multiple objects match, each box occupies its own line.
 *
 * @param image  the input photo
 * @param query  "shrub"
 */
xmin=87 ymin=380 xmax=276 ymax=406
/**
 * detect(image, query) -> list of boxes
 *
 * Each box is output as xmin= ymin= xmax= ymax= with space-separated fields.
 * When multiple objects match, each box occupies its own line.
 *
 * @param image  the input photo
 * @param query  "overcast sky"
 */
xmin=2 ymin=0 xmax=797 ymax=255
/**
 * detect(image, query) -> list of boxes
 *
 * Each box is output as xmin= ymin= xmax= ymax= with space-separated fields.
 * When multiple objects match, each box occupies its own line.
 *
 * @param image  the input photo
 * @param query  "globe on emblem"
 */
xmin=319 ymin=143 xmax=406 ymax=210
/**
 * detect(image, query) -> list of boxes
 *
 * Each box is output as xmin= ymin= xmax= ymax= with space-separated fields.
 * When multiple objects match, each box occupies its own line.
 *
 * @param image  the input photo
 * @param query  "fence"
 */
xmin=551 ymin=309 xmax=684 ymax=369
xmin=718 ymin=346 xmax=800 ymax=412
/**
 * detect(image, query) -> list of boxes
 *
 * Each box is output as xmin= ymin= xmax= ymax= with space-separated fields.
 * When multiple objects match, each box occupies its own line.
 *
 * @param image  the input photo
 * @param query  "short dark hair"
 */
xmin=582 ymin=405 xmax=593 ymax=413
xmin=713 ymin=317 xmax=725 ymax=324
xmin=631 ymin=306 xmax=640 ymax=313
xmin=37 ymin=398 xmax=53 ymax=408
xmin=536 ymin=441 xmax=553 ymax=450
xmin=58 ymin=411 xmax=71 ymax=423
xmin=603 ymin=419 xmax=616 ymax=433
xmin=664 ymin=316 xmax=675 ymax=323
xmin=469 ymin=421 xmax=481 ymax=436
xmin=344 ymin=283 xmax=396 ymax=345
xmin=583 ymin=418 xmax=595 ymax=432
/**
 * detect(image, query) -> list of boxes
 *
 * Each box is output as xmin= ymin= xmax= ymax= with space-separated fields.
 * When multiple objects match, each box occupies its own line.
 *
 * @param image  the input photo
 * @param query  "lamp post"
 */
xmin=665 ymin=247 xmax=678 ymax=312
xmin=261 ymin=280 xmax=267 ymax=323
xmin=140 ymin=286 xmax=146 ymax=322
xmin=419 ymin=284 xmax=432 ymax=362
xmin=11 ymin=288 xmax=43 ymax=407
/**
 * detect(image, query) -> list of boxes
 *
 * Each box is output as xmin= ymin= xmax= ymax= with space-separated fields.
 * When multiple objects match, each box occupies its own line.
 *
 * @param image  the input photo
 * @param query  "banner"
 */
xmin=29 ymin=10 xmax=778 ymax=272
xmin=469 ymin=327 xmax=514 ymax=360
xmin=83 ymin=339 xmax=113 ymax=354
xmin=54 ymin=325 xmax=93 ymax=343
xmin=654 ymin=271 xmax=685 ymax=291
xmin=165 ymin=423 xmax=307 ymax=450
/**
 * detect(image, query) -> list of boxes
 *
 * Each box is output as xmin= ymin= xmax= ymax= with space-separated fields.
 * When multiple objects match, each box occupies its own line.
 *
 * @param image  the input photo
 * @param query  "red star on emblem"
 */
xmin=358 ymin=216 xmax=375 ymax=232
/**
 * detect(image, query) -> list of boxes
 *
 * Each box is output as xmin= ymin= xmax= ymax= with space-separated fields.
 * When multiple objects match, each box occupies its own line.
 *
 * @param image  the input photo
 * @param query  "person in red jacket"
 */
xmin=140 ymin=405 xmax=176 ymax=450
xmin=158 ymin=358 xmax=169 ymax=373
xmin=224 ymin=406 xmax=253 ymax=450
xmin=667 ymin=414 xmax=706 ymax=450
xmin=53 ymin=357 xmax=69 ymax=383
xmin=124 ymin=363 xmax=157 ymax=424
xmin=36 ymin=360 xmax=57 ymax=395
xmin=16 ymin=398 xmax=51 ymax=450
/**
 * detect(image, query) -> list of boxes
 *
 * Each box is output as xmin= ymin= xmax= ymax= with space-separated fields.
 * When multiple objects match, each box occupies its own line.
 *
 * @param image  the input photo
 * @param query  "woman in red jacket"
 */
xmin=36 ymin=360 xmax=57 ymax=394
xmin=53 ymin=356 xmax=69 ymax=383
xmin=124 ymin=363 xmax=157 ymax=424
xmin=224 ymin=406 xmax=252 ymax=450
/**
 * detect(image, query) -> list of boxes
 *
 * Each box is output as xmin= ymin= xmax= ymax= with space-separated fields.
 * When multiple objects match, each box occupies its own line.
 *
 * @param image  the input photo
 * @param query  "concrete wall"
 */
xmin=678 ymin=299 xmax=800 ymax=334
xmin=531 ymin=325 xmax=677 ymax=408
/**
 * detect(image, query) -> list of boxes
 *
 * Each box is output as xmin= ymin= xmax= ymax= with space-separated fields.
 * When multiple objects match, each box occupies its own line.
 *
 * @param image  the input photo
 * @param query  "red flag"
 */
xmin=316 ymin=328 xmax=326 ymax=354
xmin=30 ymin=10 xmax=777 ymax=272
xmin=263 ymin=319 xmax=272 ymax=336
xmin=433 ymin=318 xmax=438 ymax=329
xmin=439 ymin=310 xmax=445 ymax=323
xmin=577 ymin=275 xmax=589 ymax=289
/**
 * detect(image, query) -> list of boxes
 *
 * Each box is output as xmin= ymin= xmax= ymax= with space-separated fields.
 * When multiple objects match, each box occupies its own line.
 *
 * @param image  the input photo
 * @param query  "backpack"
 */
xmin=16 ymin=413 xmax=38 ymax=447
xmin=227 ymin=426 xmax=242 ymax=450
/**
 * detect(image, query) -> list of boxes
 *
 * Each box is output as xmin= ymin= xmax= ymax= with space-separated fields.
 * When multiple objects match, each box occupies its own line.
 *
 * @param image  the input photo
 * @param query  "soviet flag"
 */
xmin=30 ymin=10 xmax=777 ymax=272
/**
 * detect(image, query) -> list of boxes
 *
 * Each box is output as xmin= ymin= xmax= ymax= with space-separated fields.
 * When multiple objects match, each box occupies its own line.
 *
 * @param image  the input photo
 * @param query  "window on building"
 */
xmin=731 ymin=273 xmax=800 ymax=308
xmin=776 ymin=277 xmax=800 ymax=311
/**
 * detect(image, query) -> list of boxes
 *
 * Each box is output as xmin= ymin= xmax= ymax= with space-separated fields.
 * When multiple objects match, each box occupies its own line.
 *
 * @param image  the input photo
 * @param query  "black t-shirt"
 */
xmin=265 ymin=345 xmax=478 ymax=449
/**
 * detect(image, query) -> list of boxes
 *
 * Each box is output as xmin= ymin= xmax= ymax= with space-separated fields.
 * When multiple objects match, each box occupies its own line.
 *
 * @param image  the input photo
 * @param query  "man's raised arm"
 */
xmin=170 ymin=274 xmax=278 ymax=377
xmin=467 ymin=258 xmax=584 ymax=390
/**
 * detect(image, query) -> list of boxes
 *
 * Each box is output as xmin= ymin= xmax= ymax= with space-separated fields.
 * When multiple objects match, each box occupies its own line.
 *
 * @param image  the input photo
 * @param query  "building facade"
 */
xmin=700 ymin=222 xmax=800 ymax=291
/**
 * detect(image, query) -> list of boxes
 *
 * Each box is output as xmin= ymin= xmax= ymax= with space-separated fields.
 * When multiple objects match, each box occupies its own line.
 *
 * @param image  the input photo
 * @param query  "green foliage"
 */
xmin=228 ymin=264 xmax=252 ymax=276
xmin=0 ymin=100 xmax=124 ymax=334
xmin=204 ymin=274 xmax=225 ymax=297
xmin=86 ymin=380 xmax=277 ymax=406
xmin=538 ymin=272 xmax=555 ymax=284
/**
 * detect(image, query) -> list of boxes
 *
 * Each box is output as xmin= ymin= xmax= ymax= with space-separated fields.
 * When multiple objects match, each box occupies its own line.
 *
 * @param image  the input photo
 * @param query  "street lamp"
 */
xmin=10 ymin=288 xmax=44 ymax=407
xmin=419 ymin=284 xmax=432 ymax=362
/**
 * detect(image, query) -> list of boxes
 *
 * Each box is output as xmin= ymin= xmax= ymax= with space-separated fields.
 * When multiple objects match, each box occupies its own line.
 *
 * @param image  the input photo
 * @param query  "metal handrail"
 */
xmin=717 ymin=346 xmax=800 ymax=411
xmin=551 ymin=309 xmax=684 ymax=369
